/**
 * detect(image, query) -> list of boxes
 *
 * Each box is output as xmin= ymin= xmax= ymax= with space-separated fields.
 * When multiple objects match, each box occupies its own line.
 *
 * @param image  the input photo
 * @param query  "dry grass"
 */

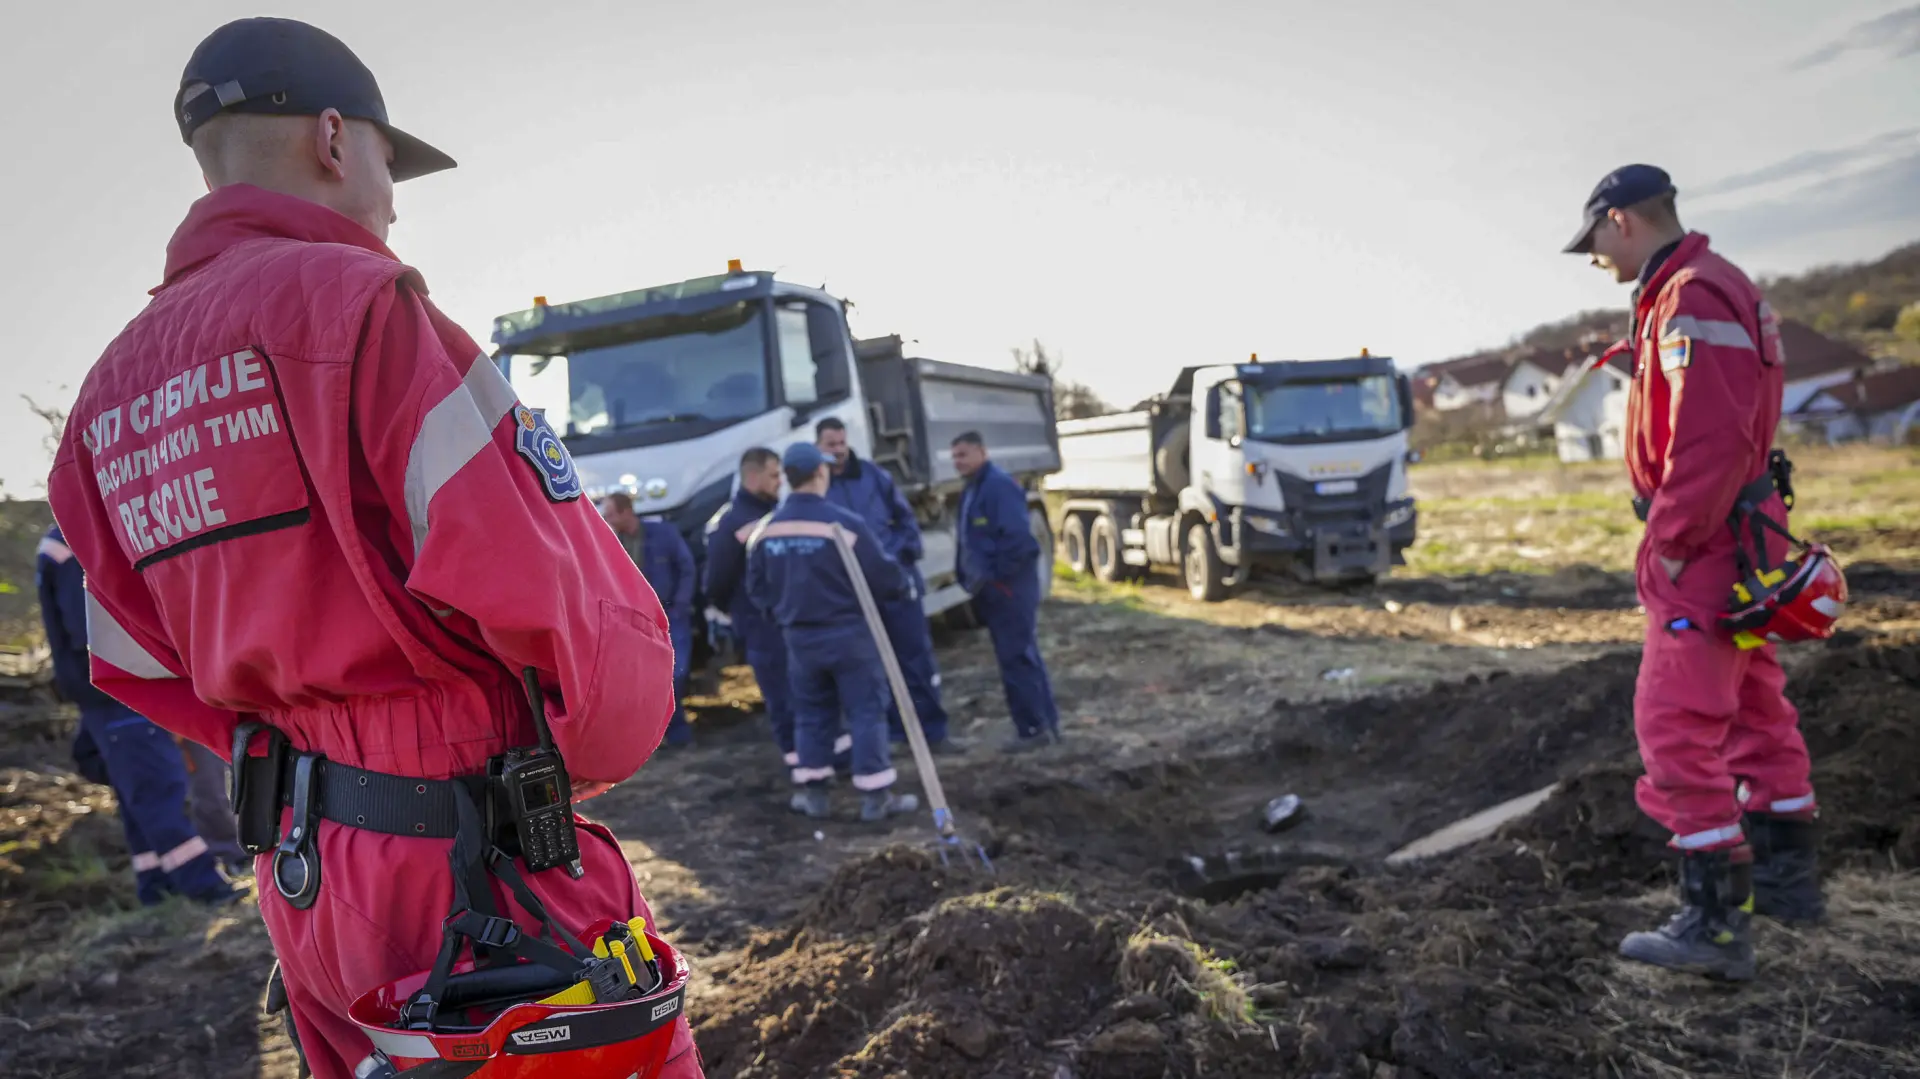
xmin=1597 ymin=871 xmax=1920 ymax=1078
xmin=1405 ymin=445 xmax=1920 ymax=577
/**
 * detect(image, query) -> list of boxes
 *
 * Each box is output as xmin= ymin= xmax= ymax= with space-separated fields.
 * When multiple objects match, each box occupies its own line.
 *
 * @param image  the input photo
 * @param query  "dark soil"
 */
xmin=5 ymin=572 xmax=1919 ymax=1078
xmin=689 ymin=635 xmax=1920 ymax=1079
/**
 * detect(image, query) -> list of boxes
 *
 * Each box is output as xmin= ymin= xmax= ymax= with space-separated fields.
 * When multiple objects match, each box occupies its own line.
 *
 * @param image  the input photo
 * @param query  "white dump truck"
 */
xmin=1044 ymin=354 xmax=1419 ymax=600
xmin=488 ymin=264 xmax=1063 ymax=656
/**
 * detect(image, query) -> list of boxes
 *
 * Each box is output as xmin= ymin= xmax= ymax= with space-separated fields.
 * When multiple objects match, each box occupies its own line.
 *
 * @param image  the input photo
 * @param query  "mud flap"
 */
xmin=263 ymin=961 xmax=311 ymax=1078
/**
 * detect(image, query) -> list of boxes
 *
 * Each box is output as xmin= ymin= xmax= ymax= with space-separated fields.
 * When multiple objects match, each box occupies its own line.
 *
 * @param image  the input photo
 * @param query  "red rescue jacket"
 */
xmin=46 ymin=184 xmax=676 ymax=784
xmin=1626 ymin=232 xmax=1789 ymax=566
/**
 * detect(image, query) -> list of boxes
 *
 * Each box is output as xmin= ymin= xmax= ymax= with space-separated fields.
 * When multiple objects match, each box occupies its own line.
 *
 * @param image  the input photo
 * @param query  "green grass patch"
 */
xmin=1054 ymin=567 xmax=1151 ymax=611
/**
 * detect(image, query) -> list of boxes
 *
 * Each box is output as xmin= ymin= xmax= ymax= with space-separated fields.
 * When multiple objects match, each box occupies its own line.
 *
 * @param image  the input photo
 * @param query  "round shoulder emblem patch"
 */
xmin=513 ymin=404 xmax=583 ymax=502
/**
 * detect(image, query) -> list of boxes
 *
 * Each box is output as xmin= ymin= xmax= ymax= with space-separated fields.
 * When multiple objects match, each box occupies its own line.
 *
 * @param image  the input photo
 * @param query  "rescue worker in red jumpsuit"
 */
xmin=1565 ymin=164 xmax=1822 ymax=981
xmin=46 ymin=18 xmax=703 ymax=1077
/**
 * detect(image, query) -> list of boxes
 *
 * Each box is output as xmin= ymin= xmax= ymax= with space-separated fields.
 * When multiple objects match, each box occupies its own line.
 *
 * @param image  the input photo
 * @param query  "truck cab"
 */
xmin=1048 ymin=353 xmax=1418 ymax=600
xmin=493 ymin=268 xmax=868 ymax=555
xmin=489 ymin=265 xmax=1062 ymax=653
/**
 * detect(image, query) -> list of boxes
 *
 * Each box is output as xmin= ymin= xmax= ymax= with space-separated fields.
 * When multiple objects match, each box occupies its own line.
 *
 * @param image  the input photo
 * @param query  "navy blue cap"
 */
xmin=175 ymin=18 xmax=455 ymax=183
xmin=782 ymin=442 xmax=828 ymax=474
xmin=1564 ymin=165 xmax=1676 ymax=254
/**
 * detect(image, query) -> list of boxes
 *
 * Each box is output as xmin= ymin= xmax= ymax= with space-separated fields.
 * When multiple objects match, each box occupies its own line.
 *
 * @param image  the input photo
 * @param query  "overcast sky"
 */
xmin=2 ymin=0 xmax=1916 ymax=495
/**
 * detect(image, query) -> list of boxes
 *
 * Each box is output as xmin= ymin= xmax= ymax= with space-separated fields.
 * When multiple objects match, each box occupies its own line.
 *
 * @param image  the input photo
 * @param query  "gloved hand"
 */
xmin=704 ymin=606 xmax=732 ymax=627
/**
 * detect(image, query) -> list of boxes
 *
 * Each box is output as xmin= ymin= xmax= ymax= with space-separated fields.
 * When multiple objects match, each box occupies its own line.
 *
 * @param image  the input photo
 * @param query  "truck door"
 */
xmin=1191 ymin=377 xmax=1247 ymax=512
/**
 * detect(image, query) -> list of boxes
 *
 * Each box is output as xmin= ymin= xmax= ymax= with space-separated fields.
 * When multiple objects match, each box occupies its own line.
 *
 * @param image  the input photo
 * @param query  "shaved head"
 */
xmin=183 ymin=86 xmax=398 ymax=242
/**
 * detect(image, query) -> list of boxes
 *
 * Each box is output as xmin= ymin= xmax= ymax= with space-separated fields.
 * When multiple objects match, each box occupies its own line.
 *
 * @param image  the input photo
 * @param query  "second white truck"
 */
xmin=1044 ymin=354 xmax=1419 ymax=600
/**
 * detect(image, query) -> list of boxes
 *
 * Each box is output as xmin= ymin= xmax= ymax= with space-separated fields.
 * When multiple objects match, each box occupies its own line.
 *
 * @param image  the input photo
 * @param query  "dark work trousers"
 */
xmin=972 ymin=571 xmax=1060 ymax=738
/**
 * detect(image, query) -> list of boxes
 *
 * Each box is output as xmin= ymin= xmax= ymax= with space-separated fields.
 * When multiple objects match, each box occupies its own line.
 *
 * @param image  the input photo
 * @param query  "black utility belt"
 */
xmin=229 ymin=721 xmax=529 ymax=911
xmin=229 ymin=723 xmax=487 ymax=851
xmin=1632 ymin=472 xmax=1779 ymax=525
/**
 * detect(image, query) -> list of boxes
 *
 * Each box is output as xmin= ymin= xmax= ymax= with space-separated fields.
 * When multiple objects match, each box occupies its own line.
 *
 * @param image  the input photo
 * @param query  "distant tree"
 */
xmin=1011 ymin=339 xmax=1111 ymax=420
xmin=1897 ymin=303 xmax=1920 ymax=344
xmin=23 ymin=395 xmax=66 ymax=463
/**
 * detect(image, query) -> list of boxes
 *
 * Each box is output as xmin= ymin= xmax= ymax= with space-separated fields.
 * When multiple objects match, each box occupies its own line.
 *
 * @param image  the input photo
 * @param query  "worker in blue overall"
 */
xmin=706 ymin=447 xmax=802 ymax=773
xmin=35 ymin=524 xmax=242 ymax=906
xmin=951 ymin=431 xmax=1061 ymax=753
xmin=602 ymin=492 xmax=698 ymax=746
xmin=815 ymin=418 xmax=965 ymax=755
xmin=747 ymin=443 xmax=921 ymax=822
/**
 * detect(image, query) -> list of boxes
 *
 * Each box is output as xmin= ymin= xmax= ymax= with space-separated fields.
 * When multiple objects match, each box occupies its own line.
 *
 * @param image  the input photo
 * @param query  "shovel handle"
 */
xmin=827 ymin=523 xmax=955 ymax=833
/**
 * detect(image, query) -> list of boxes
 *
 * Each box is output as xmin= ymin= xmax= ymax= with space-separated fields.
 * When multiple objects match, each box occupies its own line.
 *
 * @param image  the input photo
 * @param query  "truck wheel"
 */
xmin=1090 ymin=514 xmax=1124 ymax=583
xmin=1185 ymin=522 xmax=1228 ymax=602
xmin=1030 ymin=506 xmax=1056 ymax=599
xmin=1060 ymin=513 xmax=1091 ymax=576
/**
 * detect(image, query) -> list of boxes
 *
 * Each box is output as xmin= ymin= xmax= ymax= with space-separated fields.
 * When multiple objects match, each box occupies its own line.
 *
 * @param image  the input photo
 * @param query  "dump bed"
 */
xmin=854 ymin=336 xmax=1060 ymax=496
xmin=1043 ymin=410 xmax=1157 ymax=497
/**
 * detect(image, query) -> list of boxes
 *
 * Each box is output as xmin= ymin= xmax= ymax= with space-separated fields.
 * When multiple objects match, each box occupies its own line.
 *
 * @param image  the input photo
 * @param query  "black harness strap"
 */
xmin=404 ymin=783 xmax=591 ymax=1032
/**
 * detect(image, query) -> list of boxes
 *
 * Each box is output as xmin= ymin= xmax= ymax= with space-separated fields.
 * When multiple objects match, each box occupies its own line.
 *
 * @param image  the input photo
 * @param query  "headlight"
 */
xmin=1384 ymin=503 xmax=1415 ymax=528
xmin=1247 ymin=516 xmax=1288 ymax=536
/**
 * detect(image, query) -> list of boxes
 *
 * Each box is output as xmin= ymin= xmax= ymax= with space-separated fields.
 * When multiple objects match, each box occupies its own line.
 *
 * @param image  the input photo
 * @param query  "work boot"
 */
xmin=789 ymin=784 xmax=831 ymax=820
xmin=999 ymin=728 xmax=1061 ymax=755
xmin=926 ymin=736 xmax=971 ymax=757
xmin=1619 ymin=848 xmax=1756 ymax=982
xmin=860 ymin=789 xmax=920 ymax=822
xmin=1746 ymin=812 xmax=1826 ymax=925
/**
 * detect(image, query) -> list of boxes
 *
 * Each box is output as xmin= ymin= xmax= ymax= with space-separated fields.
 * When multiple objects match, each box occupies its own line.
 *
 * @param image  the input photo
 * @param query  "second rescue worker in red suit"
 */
xmin=1565 ymin=165 xmax=1823 ymax=982
xmin=46 ymin=19 xmax=704 ymax=1078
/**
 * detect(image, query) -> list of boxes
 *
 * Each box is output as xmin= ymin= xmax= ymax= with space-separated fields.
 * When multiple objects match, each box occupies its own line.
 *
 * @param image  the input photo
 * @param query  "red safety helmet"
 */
xmin=1721 ymin=542 xmax=1848 ymax=648
xmin=348 ymin=917 xmax=690 ymax=1077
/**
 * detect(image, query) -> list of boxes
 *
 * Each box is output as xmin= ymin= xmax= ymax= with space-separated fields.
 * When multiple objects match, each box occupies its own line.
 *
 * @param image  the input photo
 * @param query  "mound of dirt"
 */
xmin=691 ymin=637 xmax=1920 ymax=1078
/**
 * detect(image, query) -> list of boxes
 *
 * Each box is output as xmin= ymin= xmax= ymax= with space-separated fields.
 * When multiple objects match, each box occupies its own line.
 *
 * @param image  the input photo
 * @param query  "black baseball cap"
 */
xmin=174 ymin=18 xmax=455 ymax=183
xmin=1563 ymin=164 xmax=1676 ymax=254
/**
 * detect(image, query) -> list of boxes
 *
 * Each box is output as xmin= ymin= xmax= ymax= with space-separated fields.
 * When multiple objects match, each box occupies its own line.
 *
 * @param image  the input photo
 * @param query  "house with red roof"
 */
xmin=1792 ymin=364 xmax=1920 ymax=444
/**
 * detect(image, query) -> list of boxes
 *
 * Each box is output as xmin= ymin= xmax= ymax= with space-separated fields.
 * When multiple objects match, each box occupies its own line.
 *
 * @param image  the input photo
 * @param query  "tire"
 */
xmin=1030 ymin=506 xmax=1056 ymax=599
xmin=1061 ymin=513 xmax=1091 ymax=576
xmin=1090 ymin=514 xmax=1124 ymax=583
xmin=1186 ymin=521 xmax=1228 ymax=602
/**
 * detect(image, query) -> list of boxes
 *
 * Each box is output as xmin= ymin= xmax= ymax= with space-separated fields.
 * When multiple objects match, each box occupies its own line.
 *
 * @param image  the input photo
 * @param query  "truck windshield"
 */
xmin=504 ymin=301 xmax=769 ymax=440
xmin=1245 ymin=375 xmax=1403 ymax=443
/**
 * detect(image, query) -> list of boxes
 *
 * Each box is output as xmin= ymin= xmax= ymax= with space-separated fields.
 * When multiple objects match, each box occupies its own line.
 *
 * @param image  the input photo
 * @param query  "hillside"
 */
xmin=1435 ymin=238 xmax=1920 ymax=368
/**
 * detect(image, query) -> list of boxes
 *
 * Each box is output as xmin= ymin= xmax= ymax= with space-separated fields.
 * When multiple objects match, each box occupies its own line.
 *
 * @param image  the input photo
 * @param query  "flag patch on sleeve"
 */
xmin=1659 ymin=333 xmax=1691 ymax=373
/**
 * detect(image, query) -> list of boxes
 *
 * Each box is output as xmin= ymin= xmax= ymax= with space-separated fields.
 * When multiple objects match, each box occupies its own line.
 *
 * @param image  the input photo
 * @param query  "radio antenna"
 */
xmin=522 ymin=667 xmax=557 ymax=754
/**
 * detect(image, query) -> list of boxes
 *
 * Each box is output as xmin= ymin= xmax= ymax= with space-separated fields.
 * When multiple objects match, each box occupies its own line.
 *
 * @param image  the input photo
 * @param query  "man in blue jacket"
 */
xmin=602 ymin=492 xmax=698 ymax=746
xmin=816 ymin=418 xmax=963 ymax=754
xmin=747 ymin=443 xmax=921 ymax=822
xmin=952 ymin=431 xmax=1061 ymax=752
xmin=705 ymin=447 xmax=801 ymax=772
xmin=35 ymin=524 xmax=241 ymax=906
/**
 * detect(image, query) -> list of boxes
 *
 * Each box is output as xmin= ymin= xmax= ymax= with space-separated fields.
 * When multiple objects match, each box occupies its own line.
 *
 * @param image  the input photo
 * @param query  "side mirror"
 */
xmin=1203 ymin=386 xmax=1223 ymax=440
xmin=1396 ymin=374 xmax=1415 ymax=429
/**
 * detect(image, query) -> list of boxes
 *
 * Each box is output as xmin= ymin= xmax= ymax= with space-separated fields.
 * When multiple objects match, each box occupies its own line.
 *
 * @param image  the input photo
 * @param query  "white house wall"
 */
xmin=1782 ymin=370 xmax=1859 ymax=415
xmin=1502 ymin=361 xmax=1562 ymax=420
xmin=1552 ymin=369 xmax=1628 ymax=462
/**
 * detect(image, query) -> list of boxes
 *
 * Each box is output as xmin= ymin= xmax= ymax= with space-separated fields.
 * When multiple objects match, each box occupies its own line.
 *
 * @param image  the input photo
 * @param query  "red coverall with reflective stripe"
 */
xmin=1625 ymin=231 xmax=1815 ymax=853
xmin=46 ymin=185 xmax=702 ymax=1078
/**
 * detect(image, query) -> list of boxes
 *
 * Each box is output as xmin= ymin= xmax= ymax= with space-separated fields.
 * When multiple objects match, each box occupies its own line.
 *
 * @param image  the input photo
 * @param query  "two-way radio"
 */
xmin=491 ymin=667 xmax=584 ymax=879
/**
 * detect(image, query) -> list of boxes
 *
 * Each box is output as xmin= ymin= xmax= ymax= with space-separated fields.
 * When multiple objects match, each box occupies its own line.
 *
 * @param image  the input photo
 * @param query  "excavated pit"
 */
xmin=689 ymin=633 xmax=1920 ymax=1079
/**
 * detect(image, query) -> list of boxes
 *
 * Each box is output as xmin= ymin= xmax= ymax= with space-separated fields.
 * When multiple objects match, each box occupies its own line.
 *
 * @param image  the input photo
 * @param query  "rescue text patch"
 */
xmin=1659 ymin=334 xmax=1692 ymax=373
xmin=82 ymin=347 xmax=312 ymax=570
xmin=513 ymin=404 xmax=583 ymax=502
